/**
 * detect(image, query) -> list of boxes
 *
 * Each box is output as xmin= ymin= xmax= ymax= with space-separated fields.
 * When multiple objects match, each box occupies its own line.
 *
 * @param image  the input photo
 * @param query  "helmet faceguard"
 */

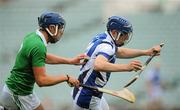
xmin=117 ymin=31 xmax=133 ymax=46
xmin=107 ymin=16 xmax=133 ymax=47
xmin=38 ymin=11 xmax=66 ymax=43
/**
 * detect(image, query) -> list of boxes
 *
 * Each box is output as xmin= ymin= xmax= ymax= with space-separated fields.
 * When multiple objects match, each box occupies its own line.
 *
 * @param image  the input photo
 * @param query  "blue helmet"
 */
xmin=106 ymin=16 xmax=133 ymax=34
xmin=38 ymin=11 xmax=66 ymax=28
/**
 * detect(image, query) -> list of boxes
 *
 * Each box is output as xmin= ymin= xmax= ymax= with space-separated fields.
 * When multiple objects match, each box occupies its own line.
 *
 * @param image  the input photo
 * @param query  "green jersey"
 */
xmin=6 ymin=31 xmax=47 ymax=95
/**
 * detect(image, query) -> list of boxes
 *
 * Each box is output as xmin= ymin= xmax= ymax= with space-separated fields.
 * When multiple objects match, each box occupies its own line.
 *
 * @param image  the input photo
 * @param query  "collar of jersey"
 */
xmin=36 ymin=29 xmax=47 ymax=47
xmin=105 ymin=31 xmax=115 ymax=45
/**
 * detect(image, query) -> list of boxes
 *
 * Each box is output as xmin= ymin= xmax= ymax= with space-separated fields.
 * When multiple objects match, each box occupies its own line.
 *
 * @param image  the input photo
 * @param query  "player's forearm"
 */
xmin=46 ymin=53 xmax=71 ymax=64
xmin=94 ymin=61 xmax=130 ymax=72
xmin=94 ymin=55 xmax=131 ymax=72
xmin=116 ymin=47 xmax=149 ymax=58
xmin=36 ymin=74 xmax=68 ymax=87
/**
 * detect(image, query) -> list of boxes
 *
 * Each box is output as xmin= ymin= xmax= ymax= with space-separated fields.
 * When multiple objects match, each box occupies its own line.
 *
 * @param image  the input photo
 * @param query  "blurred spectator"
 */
xmin=145 ymin=63 xmax=164 ymax=110
xmin=0 ymin=0 xmax=11 ymax=4
xmin=103 ymin=0 xmax=180 ymax=18
xmin=0 ymin=105 xmax=4 ymax=110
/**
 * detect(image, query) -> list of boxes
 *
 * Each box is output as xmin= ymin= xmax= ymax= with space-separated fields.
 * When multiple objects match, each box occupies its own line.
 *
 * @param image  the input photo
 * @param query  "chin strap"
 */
xmin=109 ymin=31 xmax=122 ymax=46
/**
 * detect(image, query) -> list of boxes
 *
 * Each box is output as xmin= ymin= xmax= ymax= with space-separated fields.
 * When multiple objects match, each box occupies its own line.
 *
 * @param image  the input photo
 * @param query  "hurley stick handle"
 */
xmin=124 ymin=43 xmax=164 ymax=88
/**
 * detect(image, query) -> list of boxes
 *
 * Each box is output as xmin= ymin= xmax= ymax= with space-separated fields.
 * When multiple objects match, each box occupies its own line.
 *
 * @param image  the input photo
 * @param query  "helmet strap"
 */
xmin=109 ymin=31 xmax=125 ymax=47
xmin=44 ymin=25 xmax=59 ymax=43
xmin=115 ymin=32 xmax=121 ymax=41
xmin=45 ymin=25 xmax=58 ymax=37
xmin=109 ymin=31 xmax=115 ymax=41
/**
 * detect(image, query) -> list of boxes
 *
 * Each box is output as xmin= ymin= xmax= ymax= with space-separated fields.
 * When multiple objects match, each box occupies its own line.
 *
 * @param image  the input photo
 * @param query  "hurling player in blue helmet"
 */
xmin=0 ymin=11 xmax=87 ymax=110
xmin=72 ymin=16 xmax=162 ymax=110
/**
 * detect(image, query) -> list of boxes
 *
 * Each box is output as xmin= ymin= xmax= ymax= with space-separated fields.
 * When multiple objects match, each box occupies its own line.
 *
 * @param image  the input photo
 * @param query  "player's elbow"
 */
xmin=36 ymin=81 xmax=44 ymax=87
xmin=37 ymin=83 xmax=44 ymax=87
xmin=35 ymin=77 xmax=46 ymax=87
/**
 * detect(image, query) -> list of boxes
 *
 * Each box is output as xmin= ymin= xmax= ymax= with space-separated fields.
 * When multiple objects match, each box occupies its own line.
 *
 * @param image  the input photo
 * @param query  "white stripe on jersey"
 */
xmin=95 ymin=72 xmax=108 ymax=86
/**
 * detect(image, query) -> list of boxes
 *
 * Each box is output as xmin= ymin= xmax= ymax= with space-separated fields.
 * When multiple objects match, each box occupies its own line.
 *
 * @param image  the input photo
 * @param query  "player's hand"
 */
xmin=66 ymin=75 xmax=79 ymax=87
xmin=147 ymin=45 xmax=162 ymax=56
xmin=70 ymin=54 xmax=89 ymax=65
xmin=127 ymin=60 xmax=142 ymax=72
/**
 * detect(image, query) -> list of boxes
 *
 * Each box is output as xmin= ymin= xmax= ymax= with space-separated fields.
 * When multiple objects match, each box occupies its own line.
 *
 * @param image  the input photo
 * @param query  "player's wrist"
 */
xmin=67 ymin=58 xmax=74 ymax=64
xmin=143 ymin=49 xmax=151 ymax=56
xmin=66 ymin=74 xmax=74 ymax=87
xmin=66 ymin=74 xmax=70 ymax=82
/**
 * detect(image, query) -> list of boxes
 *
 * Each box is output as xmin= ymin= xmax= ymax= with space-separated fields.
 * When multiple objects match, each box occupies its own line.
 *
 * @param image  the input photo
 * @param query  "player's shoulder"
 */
xmin=101 ymin=39 xmax=114 ymax=49
xmin=95 ymin=32 xmax=107 ymax=40
xmin=96 ymin=41 xmax=114 ymax=52
xmin=23 ymin=32 xmax=45 ymax=48
xmin=92 ymin=33 xmax=110 ymax=43
xmin=25 ymin=32 xmax=43 ymax=43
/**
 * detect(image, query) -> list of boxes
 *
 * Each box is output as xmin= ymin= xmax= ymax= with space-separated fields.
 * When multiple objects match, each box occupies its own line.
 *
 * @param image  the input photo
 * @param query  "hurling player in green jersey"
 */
xmin=0 ymin=11 xmax=86 ymax=110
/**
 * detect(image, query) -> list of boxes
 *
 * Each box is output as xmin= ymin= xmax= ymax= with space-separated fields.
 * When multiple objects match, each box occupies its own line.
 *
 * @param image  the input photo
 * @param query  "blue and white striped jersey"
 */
xmin=73 ymin=31 xmax=117 ymax=109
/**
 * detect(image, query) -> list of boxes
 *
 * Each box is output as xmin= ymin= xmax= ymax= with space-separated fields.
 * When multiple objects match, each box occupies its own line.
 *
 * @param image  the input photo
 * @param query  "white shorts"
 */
xmin=73 ymin=96 xmax=109 ymax=110
xmin=0 ymin=84 xmax=40 ymax=110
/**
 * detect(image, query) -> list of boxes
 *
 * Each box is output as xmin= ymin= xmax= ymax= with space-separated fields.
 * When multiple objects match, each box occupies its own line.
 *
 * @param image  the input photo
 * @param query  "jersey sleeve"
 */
xmin=31 ymin=45 xmax=46 ymax=67
xmin=95 ymin=43 xmax=114 ymax=60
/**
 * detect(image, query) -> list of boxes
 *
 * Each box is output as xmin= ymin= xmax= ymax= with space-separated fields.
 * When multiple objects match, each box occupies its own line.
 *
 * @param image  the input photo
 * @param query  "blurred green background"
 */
xmin=0 ymin=0 xmax=180 ymax=110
